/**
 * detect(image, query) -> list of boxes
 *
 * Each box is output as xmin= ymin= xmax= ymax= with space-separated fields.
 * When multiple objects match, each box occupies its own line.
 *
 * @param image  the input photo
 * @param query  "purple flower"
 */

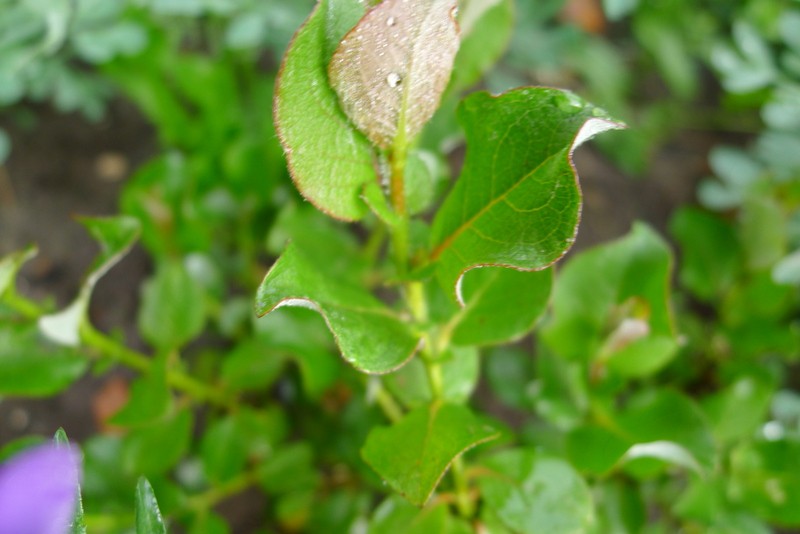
xmin=0 ymin=444 xmax=81 ymax=534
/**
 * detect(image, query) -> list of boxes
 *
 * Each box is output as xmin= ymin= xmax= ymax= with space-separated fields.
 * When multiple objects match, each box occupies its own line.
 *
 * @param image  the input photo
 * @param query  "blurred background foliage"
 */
xmin=1 ymin=0 xmax=799 ymax=532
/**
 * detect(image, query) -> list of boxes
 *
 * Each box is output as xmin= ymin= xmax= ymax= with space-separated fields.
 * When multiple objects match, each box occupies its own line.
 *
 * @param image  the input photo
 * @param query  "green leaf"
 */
xmin=53 ymin=429 xmax=87 ymax=534
xmin=368 ymin=496 xmax=451 ymax=534
xmin=0 ymin=323 xmax=87 ymax=396
xmin=540 ymin=223 xmax=676 ymax=373
xmin=670 ymin=207 xmax=741 ymax=301
xmin=451 ymin=267 xmax=552 ymax=346
xmin=39 ymin=216 xmax=140 ymax=346
xmin=361 ymin=402 xmax=498 ymax=506
xmin=479 ymin=448 xmax=595 ymax=533
xmin=617 ymin=389 xmax=715 ymax=474
xmin=0 ymin=246 xmax=37 ymax=299
xmin=703 ymin=373 xmax=775 ymax=444
xmin=740 ymin=195 xmax=787 ymax=271
xmin=449 ymin=0 xmax=514 ymax=93
xmin=258 ymin=443 xmax=319 ymax=495
xmin=566 ymin=424 xmax=630 ymax=476
xmin=138 ymin=259 xmax=206 ymax=351
xmin=430 ymin=87 xmax=621 ymax=301
xmin=484 ymin=346 xmax=535 ymax=410
xmin=109 ymin=356 xmax=171 ymax=426
xmin=384 ymin=347 xmax=479 ymax=408
xmin=135 ymin=477 xmax=167 ymax=534
xmin=274 ymin=0 xmax=375 ymax=220
xmin=730 ymin=438 xmax=800 ymax=525
xmin=220 ymin=336 xmax=287 ymax=392
xmin=123 ymin=409 xmax=193 ymax=477
xmin=328 ymin=0 xmax=460 ymax=149
xmin=256 ymin=244 xmax=419 ymax=374
xmin=201 ymin=415 xmax=248 ymax=483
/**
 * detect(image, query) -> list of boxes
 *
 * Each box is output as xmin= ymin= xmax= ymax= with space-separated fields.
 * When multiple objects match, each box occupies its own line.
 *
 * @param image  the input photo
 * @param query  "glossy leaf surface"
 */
xmin=328 ymin=0 xmax=459 ymax=149
xmin=255 ymin=244 xmax=419 ymax=374
xmin=362 ymin=402 xmax=498 ymax=505
xmin=135 ymin=477 xmax=167 ymax=534
xmin=430 ymin=87 xmax=621 ymax=301
xmin=451 ymin=266 xmax=552 ymax=346
xmin=274 ymin=0 xmax=375 ymax=220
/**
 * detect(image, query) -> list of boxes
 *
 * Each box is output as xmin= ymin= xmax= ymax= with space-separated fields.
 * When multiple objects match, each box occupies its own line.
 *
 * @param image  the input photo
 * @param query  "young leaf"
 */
xmin=430 ymin=88 xmax=622 ymax=302
xmin=135 ymin=477 xmax=167 ymax=534
xmin=255 ymin=244 xmax=419 ymax=374
xmin=478 ymin=448 xmax=595 ymax=533
xmin=328 ymin=0 xmax=460 ymax=149
xmin=361 ymin=402 xmax=498 ymax=506
xmin=39 ymin=216 xmax=140 ymax=346
xmin=274 ymin=0 xmax=376 ymax=220
xmin=384 ymin=347 xmax=479 ymax=408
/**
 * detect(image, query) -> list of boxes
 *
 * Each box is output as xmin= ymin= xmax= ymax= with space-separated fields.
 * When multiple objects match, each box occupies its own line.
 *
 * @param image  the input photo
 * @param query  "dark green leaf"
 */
xmin=451 ymin=267 xmax=552 ymax=346
xmin=0 ymin=323 xmax=87 ymax=396
xmin=484 ymin=346 xmax=535 ymax=410
xmin=361 ymin=402 xmax=498 ymax=505
xmin=430 ymin=88 xmax=621 ymax=301
xmin=479 ymin=448 xmax=594 ymax=533
xmin=220 ymin=336 xmax=287 ymax=392
xmin=139 ymin=260 xmax=206 ymax=351
xmin=256 ymin=244 xmax=419 ymax=374
xmin=328 ymin=0 xmax=460 ymax=149
xmin=274 ymin=0 xmax=375 ymax=220
xmin=566 ymin=425 xmax=629 ymax=476
xmin=135 ymin=477 xmax=167 ymax=534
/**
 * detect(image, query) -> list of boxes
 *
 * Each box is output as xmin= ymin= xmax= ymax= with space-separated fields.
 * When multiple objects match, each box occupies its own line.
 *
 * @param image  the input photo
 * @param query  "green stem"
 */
xmin=81 ymin=324 xmax=236 ymax=409
xmin=4 ymin=290 xmax=44 ymax=320
xmin=388 ymin=144 xmax=409 ymax=276
xmin=451 ymin=456 xmax=474 ymax=518
xmin=375 ymin=381 xmax=404 ymax=423
xmin=185 ymin=469 xmax=258 ymax=512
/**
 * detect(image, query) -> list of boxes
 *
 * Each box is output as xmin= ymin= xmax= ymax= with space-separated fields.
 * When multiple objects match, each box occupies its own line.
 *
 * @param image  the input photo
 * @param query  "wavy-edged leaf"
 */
xmin=38 ymin=216 xmax=140 ymax=346
xmin=328 ymin=0 xmax=460 ymax=149
xmin=430 ymin=88 xmax=622 ymax=302
xmin=135 ymin=477 xmax=167 ymax=534
xmin=274 ymin=0 xmax=376 ymax=221
xmin=255 ymin=244 xmax=419 ymax=374
xmin=362 ymin=402 xmax=498 ymax=506
xmin=450 ymin=266 xmax=552 ymax=346
xmin=479 ymin=448 xmax=595 ymax=533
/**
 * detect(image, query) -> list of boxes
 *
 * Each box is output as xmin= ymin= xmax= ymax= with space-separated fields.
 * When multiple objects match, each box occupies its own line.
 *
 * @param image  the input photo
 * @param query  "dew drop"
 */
xmin=386 ymin=72 xmax=402 ymax=88
xmin=386 ymin=16 xmax=396 ymax=26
